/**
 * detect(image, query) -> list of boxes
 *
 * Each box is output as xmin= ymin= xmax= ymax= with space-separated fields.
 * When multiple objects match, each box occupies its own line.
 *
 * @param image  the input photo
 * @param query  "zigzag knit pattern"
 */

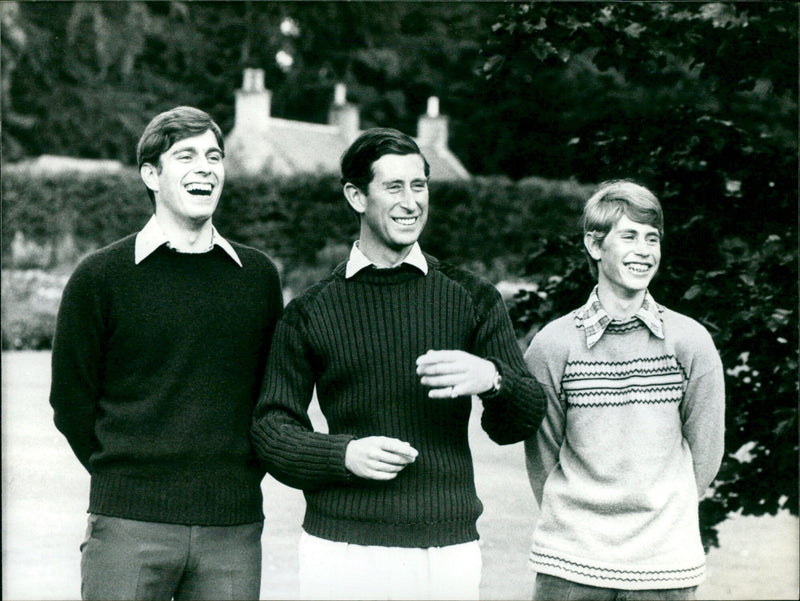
xmin=524 ymin=301 xmax=725 ymax=591
xmin=563 ymin=355 xmax=685 ymax=408
xmin=529 ymin=551 xmax=706 ymax=587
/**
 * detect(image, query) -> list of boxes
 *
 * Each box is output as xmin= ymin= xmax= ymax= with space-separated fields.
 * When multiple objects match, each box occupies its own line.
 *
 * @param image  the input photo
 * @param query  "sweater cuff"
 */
xmin=331 ymin=434 xmax=357 ymax=481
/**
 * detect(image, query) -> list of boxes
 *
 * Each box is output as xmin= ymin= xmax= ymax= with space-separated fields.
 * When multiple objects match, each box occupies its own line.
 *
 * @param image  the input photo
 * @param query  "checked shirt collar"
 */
xmin=575 ymin=286 xmax=664 ymax=349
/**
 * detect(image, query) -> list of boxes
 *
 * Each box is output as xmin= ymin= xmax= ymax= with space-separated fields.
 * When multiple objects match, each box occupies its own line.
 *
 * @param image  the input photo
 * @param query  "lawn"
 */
xmin=2 ymin=351 xmax=797 ymax=600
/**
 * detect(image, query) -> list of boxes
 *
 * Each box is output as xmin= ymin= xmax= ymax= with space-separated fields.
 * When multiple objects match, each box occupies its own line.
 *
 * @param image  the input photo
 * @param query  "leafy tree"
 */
xmin=1 ymin=1 xmax=288 ymax=161
xmin=1 ymin=2 xmax=503 ymax=170
xmin=7 ymin=1 xmax=794 ymax=184
xmin=486 ymin=2 xmax=798 ymax=548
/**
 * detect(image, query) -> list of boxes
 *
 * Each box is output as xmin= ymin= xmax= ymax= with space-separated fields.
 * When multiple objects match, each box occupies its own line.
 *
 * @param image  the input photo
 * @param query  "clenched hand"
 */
xmin=345 ymin=436 xmax=418 ymax=480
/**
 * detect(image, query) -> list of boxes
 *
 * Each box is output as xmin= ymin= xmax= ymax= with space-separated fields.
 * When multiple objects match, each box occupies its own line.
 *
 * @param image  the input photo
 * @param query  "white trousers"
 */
xmin=298 ymin=531 xmax=482 ymax=600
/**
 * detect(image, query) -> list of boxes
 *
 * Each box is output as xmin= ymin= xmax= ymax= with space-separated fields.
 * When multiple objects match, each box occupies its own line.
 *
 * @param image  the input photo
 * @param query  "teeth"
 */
xmin=626 ymin=263 xmax=650 ymax=273
xmin=393 ymin=217 xmax=417 ymax=225
xmin=186 ymin=183 xmax=213 ymax=196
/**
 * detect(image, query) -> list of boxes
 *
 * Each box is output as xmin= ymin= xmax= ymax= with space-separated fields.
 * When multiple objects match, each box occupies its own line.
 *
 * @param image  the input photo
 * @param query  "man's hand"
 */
xmin=345 ymin=437 xmax=418 ymax=480
xmin=416 ymin=350 xmax=497 ymax=399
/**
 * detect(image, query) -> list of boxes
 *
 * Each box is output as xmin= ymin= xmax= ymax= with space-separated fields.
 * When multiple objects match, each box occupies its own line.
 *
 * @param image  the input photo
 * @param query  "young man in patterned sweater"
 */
xmin=251 ymin=127 xmax=545 ymax=600
xmin=523 ymin=180 xmax=725 ymax=600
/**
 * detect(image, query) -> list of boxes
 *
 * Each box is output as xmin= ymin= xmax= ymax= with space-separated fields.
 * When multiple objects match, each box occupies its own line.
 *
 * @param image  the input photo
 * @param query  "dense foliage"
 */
xmin=486 ymin=2 xmax=798 ymax=548
xmin=6 ymin=1 xmax=771 ymax=182
xmin=2 ymin=2 xmax=503 ymax=172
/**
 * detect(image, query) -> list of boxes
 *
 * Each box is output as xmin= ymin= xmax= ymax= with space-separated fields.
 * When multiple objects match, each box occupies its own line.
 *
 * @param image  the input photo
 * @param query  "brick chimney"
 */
xmin=234 ymin=68 xmax=271 ymax=131
xmin=328 ymin=83 xmax=360 ymax=143
xmin=416 ymin=96 xmax=448 ymax=149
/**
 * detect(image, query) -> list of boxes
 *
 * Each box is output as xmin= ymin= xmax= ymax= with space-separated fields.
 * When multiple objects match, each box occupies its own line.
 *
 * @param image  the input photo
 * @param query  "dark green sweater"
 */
xmin=251 ymin=255 xmax=545 ymax=547
xmin=50 ymin=233 xmax=282 ymax=526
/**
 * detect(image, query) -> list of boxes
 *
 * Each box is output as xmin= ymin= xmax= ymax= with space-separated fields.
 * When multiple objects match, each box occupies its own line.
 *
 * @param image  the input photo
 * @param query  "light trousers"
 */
xmin=299 ymin=531 xmax=482 ymax=600
xmin=80 ymin=514 xmax=262 ymax=600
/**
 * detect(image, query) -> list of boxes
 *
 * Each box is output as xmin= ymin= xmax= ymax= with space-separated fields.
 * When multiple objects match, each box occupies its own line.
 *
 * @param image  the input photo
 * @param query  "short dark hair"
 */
xmin=137 ymin=106 xmax=225 ymax=206
xmin=340 ymin=127 xmax=430 ymax=192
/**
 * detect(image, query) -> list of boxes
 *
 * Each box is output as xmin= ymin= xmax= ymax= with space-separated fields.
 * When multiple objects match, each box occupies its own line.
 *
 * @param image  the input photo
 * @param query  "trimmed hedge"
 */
xmin=1 ymin=169 xmax=593 ymax=272
xmin=1 ymin=169 xmax=593 ymax=349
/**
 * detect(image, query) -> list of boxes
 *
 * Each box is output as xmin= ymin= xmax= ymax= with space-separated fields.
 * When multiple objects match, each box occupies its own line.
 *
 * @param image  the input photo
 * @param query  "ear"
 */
xmin=343 ymin=182 xmax=367 ymax=215
xmin=140 ymin=163 xmax=159 ymax=196
xmin=584 ymin=232 xmax=603 ymax=261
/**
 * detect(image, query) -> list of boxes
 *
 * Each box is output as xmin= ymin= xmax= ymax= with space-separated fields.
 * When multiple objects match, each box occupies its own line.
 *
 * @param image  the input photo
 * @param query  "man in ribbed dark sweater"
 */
xmin=49 ymin=106 xmax=283 ymax=600
xmin=251 ymin=128 xmax=545 ymax=600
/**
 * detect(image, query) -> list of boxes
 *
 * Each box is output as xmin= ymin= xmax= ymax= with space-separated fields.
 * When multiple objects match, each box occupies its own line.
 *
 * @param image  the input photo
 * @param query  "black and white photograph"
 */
xmin=2 ymin=2 xmax=797 ymax=600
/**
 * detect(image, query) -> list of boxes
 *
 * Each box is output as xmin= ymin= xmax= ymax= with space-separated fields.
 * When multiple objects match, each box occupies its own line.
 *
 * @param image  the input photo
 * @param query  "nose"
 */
xmin=194 ymin=155 xmax=214 ymax=173
xmin=634 ymin=237 xmax=650 ymax=255
xmin=398 ymin=187 xmax=417 ymax=210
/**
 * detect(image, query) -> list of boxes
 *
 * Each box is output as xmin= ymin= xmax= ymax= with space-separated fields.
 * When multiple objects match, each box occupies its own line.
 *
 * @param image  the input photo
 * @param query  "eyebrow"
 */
xmin=170 ymin=145 xmax=223 ymax=156
xmin=619 ymin=227 xmax=660 ymax=236
xmin=383 ymin=177 xmax=428 ymax=185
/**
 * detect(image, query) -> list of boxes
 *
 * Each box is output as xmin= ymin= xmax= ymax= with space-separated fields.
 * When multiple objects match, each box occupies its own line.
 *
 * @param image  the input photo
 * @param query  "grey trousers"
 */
xmin=534 ymin=573 xmax=698 ymax=601
xmin=80 ymin=514 xmax=263 ymax=600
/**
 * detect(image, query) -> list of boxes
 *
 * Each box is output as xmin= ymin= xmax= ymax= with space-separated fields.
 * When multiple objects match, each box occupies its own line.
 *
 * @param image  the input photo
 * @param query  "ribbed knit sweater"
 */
xmin=251 ymin=255 xmax=545 ymax=548
xmin=523 ymin=295 xmax=725 ymax=590
xmin=50 ymin=233 xmax=283 ymax=526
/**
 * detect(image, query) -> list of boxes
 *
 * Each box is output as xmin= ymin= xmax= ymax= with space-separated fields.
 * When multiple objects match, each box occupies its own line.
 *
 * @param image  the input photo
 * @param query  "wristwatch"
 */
xmin=486 ymin=368 xmax=502 ymax=396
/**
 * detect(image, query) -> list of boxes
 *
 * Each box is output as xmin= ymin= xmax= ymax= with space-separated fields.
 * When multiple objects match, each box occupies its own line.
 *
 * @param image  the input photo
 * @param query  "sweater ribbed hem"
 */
xmin=89 ymin=470 xmax=264 ymax=526
xmin=303 ymin=510 xmax=479 ymax=548
xmin=529 ymin=549 xmax=706 ymax=590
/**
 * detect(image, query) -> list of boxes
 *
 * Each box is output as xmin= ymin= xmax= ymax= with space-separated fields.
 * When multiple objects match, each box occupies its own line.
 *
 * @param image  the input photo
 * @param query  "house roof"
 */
xmin=225 ymin=117 xmax=469 ymax=181
xmin=257 ymin=118 xmax=346 ymax=175
xmin=225 ymin=71 xmax=469 ymax=180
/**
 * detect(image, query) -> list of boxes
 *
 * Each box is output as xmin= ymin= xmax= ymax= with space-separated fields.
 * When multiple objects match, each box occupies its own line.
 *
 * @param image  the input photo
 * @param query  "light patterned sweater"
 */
xmin=523 ymin=289 xmax=725 ymax=590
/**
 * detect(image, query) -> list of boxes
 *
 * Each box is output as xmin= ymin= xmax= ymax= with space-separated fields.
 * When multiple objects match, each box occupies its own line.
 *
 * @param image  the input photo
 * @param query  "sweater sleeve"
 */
xmin=522 ymin=327 xmax=567 ymax=507
xmin=680 ymin=329 xmax=726 ymax=497
xmin=49 ymin=257 xmax=106 ymax=471
xmin=474 ymin=293 xmax=546 ymax=445
xmin=251 ymin=311 xmax=355 ymax=491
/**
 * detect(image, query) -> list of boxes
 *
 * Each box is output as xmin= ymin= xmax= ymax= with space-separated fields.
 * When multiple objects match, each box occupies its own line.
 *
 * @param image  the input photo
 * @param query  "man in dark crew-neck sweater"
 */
xmin=50 ymin=106 xmax=283 ymax=600
xmin=251 ymin=127 xmax=546 ymax=600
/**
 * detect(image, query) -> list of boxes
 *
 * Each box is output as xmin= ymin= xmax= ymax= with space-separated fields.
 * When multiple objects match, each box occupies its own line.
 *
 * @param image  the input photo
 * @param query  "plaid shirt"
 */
xmin=574 ymin=286 xmax=665 ymax=349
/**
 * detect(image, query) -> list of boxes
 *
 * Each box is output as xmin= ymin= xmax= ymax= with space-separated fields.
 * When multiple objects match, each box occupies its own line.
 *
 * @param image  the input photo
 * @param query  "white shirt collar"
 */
xmin=134 ymin=215 xmax=242 ymax=267
xmin=345 ymin=241 xmax=428 ymax=278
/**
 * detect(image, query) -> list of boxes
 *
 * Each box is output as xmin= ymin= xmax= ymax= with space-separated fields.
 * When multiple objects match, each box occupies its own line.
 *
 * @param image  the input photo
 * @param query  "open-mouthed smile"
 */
xmin=624 ymin=261 xmax=654 ymax=274
xmin=184 ymin=182 xmax=215 ymax=196
xmin=392 ymin=216 xmax=419 ymax=226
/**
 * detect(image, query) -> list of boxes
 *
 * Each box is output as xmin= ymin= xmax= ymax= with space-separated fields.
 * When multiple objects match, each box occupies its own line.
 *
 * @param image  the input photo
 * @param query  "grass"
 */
xmin=2 ymin=351 xmax=798 ymax=600
xmin=0 ymin=270 xmax=69 ymax=350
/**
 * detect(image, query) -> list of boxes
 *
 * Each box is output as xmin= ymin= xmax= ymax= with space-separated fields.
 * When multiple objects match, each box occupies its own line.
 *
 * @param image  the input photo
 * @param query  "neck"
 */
xmin=154 ymin=212 xmax=214 ymax=253
xmin=357 ymin=238 xmax=414 ymax=269
xmin=596 ymin=282 xmax=646 ymax=320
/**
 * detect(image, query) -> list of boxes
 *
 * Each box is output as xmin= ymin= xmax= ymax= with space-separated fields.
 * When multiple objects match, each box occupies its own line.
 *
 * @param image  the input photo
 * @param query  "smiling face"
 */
xmin=586 ymin=214 xmax=661 ymax=300
xmin=140 ymin=129 xmax=225 ymax=228
xmin=345 ymin=153 xmax=429 ymax=267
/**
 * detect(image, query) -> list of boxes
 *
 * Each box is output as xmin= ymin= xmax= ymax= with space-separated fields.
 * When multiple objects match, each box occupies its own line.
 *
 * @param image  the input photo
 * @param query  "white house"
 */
xmin=225 ymin=68 xmax=470 ymax=180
